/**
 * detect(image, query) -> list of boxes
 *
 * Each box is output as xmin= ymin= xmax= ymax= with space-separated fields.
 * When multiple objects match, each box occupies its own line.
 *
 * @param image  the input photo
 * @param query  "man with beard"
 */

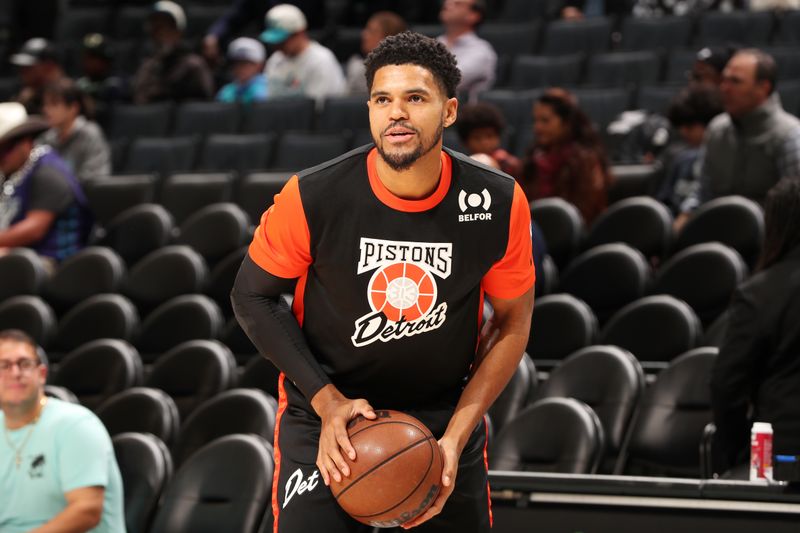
xmin=231 ymin=32 xmax=535 ymax=532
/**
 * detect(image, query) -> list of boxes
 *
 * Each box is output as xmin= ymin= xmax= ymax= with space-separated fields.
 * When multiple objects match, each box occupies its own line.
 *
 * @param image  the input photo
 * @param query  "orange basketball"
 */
xmin=368 ymin=262 xmax=437 ymax=322
xmin=330 ymin=410 xmax=443 ymax=528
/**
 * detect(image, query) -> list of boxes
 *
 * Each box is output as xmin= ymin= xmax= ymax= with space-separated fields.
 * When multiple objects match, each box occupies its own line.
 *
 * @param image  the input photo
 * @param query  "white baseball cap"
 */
xmin=227 ymin=37 xmax=266 ymax=63
xmin=260 ymin=4 xmax=307 ymax=45
xmin=151 ymin=1 xmax=187 ymax=32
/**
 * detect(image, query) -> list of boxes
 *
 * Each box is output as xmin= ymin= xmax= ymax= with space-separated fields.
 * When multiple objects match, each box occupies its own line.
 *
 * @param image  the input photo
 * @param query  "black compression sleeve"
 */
xmin=231 ymin=254 xmax=331 ymax=402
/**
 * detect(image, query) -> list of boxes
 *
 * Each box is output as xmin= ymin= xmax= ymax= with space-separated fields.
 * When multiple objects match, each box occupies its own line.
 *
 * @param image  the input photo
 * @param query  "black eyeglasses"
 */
xmin=0 ymin=358 xmax=40 ymax=373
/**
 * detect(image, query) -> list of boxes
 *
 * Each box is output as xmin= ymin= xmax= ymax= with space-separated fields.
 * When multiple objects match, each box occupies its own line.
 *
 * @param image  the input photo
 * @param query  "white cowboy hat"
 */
xmin=0 ymin=103 xmax=49 ymax=146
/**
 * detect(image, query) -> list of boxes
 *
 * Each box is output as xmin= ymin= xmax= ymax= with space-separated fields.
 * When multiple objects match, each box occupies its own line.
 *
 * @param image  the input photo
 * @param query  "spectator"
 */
xmin=676 ymin=49 xmax=800 ymax=230
xmin=75 ymin=33 xmax=129 ymax=106
xmin=521 ymin=88 xmax=612 ymax=224
xmin=0 ymin=103 xmax=92 ymax=265
xmin=633 ymin=0 xmax=745 ymax=17
xmin=689 ymin=46 xmax=737 ymax=89
xmin=132 ymin=1 xmax=214 ymax=104
xmin=217 ymin=37 xmax=269 ymax=104
xmin=437 ymin=0 xmax=497 ymax=101
xmin=345 ymin=11 xmax=407 ymax=95
xmin=750 ymin=0 xmax=800 ymax=9
xmin=0 ymin=329 xmax=125 ymax=532
xmin=38 ymin=79 xmax=111 ymax=183
xmin=9 ymin=38 xmax=64 ymax=115
xmin=456 ymin=102 xmax=521 ymax=178
xmin=561 ymin=0 xmax=633 ymax=19
xmin=652 ymin=86 xmax=724 ymax=214
xmin=711 ymin=178 xmax=800 ymax=476
xmin=261 ymin=4 xmax=346 ymax=104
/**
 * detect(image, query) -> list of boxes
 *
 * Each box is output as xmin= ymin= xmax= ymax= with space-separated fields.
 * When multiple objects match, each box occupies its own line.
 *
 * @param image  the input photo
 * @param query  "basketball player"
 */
xmin=232 ymin=31 xmax=535 ymax=532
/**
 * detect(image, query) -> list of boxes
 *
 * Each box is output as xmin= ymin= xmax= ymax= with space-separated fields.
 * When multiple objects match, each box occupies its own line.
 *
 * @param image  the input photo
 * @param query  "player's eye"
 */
xmin=409 ymin=95 xmax=424 ymax=103
xmin=374 ymin=96 xmax=389 ymax=104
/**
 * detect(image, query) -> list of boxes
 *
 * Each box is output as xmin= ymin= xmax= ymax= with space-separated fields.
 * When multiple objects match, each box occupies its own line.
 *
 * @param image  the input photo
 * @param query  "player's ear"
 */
xmin=443 ymin=97 xmax=458 ymax=129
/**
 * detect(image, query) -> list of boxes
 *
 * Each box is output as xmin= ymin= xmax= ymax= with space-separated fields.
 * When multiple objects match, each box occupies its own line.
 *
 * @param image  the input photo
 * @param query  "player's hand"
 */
xmin=311 ymin=385 xmax=376 ymax=486
xmin=401 ymin=435 xmax=461 ymax=529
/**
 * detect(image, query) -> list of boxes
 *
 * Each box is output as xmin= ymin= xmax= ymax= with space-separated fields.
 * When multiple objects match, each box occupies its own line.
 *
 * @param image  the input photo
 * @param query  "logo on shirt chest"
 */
xmin=458 ymin=188 xmax=492 ymax=223
xmin=352 ymin=238 xmax=452 ymax=347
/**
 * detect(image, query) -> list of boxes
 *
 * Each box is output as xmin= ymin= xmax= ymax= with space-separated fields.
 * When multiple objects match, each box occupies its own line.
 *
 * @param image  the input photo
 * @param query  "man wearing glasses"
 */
xmin=0 ymin=329 xmax=125 ymax=533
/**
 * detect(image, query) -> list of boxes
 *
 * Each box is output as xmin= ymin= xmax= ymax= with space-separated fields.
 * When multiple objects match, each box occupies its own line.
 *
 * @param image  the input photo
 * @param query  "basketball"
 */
xmin=330 ymin=409 xmax=443 ymax=528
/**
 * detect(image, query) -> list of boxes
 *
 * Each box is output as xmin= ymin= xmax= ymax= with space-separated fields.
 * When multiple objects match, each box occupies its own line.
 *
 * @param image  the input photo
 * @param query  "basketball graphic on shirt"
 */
xmin=368 ymin=262 xmax=437 ymax=322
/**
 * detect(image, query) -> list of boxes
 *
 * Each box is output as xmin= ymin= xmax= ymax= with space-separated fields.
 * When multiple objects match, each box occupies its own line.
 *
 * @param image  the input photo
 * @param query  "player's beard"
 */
xmin=375 ymin=120 xmax=444 ymax=172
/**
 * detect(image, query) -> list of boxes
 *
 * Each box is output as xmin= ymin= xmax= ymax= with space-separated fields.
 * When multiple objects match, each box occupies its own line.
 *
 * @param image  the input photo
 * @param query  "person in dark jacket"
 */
xmin=711 ymin=177 xmax=800 ymax=475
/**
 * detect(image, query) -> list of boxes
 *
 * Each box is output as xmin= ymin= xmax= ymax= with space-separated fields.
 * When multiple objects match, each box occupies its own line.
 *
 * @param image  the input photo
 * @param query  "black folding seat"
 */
xmin=124 ymin=136 xmax=199 ymax=178
xmin=535 ymin=345 xmax=644 ymax=473
xmin=113 ymin=6 xmax=149 ymax=40
xmin=608 ymin=164 xmax=662 ymax=203
xmin=636 ymin=84 xmax=682 ymax=114
xmin=317 ymin=96 xmax=369 ymax=132
xmin=160 ymin=172 xmax=236 ymax=225
xmin=113 ymin=432 xmax=173 ymax=533
xmin=492 ymin=397 xmax=604 ymax=474
xmin=409 ymin=24 xmax=444 ymax=37
xmin=487 ymin=355 xmax=537 ymax=435
xmin=534 ymin=254 xmax=558 ymax=297
xmin=586 ymin=51 xmax=660 ymax=87
xmin=149 ymin=434 xmax=273 ymax=533
xmin=272 ymin=132 xmax=349 ymax=171
xmin=241 ymin=97 xmax=315 ymax=135
xmin=50 ymin=339 xmax=142 ymax=410
xmin=0 ymin=77 xmax=21 ymax=102
xmin=693 ymin=11 xmax=773 ymax=47
xmin=197 ymin=133 xmax=275 ymax=174
xmin=136 ymin=295 xmax=223 ymax=364
xmin=172 ymin=102 xmax=240 ymax=137
xmin=508 ymin=54 xmax=582 ymax=89
xmin=122 ymin=246 xmax=208 ymax=314
xmin=84 ymin=175 xmax=157 ymax=226
xmin=237 ymin=172 xmax=290 ymax=224
xmin=238 ymin=355 xmax=281 ymax=398
xmin=107 ymin=103 xmax=172 ymax=140
xmin=673 ymin=195 xmax=764 ymax=270
xmin=778 ymin=80 xmax=800 ymax=116
xmin=43 ymin=247 xmax=126 ymax=315
xmin=0 ymin=248 xmax=49 ymax=300
xmin=183 ymin=6 xmax=228 ymax=39
xmin=541 ymin=18 xmax=612 ymax=56
xmin=98 ymin=387 xmax=181 ymax=446
xmin=703 ymin=309 xmax=729 ymax=348
xmin=653 ymin=243 xmax=747 ymax=327
xmin=206 ymin=247 xmax=247 ymax=317
xmin=584 ymin=196 xmax=673 ymax=260
xmin=145 ymin=339 xmax=236 ymax=420
xmin=44 ymin=385 xmax=79 ymax=403
xmin=571 ymin=87 xmax=630 ymax=129
xmin=600 ymin=295 xmax=701 ymax=368
xmin=530 ymin=197 xmax=584 ymax=270
xmin=774 ymin=10 xmax=800 ymax=45
xmin=172 ymin=388 xmax=278 ymax=466
xmin=619 ymin=16 xmax=692 ymax=51
xmin=0 ymin=296 xmax=56 ymax=347
xmin=51 ymin=294 xmax=139 ymax=360
xmin=559 ymin=243 xmax=651 ymax=324
xmin=478 ymin=89 xmax=539 ymax=133
xmin=55 ymin=8 xmax=111 ymax=42
xmin=527 ymin=294 xmax=597 ymax=366
xmin=94 ymin=204 xmax=174 ymax=265
xmin=478 ymin=21 xmax=541 ymax=57
xmin=497 ymin=0 xmax=562 ymax=20
xmin=175 ymin=203 xmax=250 ymax=267
xmin=617 ymin=347 xmax=718 ymax=477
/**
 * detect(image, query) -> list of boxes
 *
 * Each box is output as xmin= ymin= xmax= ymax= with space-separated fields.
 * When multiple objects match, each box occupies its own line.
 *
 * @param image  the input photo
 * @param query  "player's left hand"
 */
xmin=400 ymin=435 xmax=461 ymax=529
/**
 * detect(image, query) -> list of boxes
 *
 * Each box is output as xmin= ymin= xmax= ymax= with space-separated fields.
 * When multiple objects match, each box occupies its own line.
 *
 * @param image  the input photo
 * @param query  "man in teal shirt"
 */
xmin=0 ymin=329 xmax=125 ymax=533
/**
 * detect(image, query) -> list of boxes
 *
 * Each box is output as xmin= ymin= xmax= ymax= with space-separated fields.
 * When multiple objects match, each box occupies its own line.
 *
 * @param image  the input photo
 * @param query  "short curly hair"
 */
xmin=364 ymin=31 xmax=461 ymax=99
xmin=456 ymin=102 xmax=505 ymax=142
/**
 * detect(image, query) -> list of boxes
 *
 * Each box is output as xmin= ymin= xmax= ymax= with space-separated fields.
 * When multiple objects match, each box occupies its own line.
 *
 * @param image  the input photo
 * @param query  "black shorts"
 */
xmin=270 ymin=395 xmax=492 ymax=532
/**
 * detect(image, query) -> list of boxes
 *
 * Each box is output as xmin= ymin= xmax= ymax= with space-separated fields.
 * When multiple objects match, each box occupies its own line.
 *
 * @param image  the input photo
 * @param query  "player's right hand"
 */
xmin=311 ymin=384 xmax=376 ymax=485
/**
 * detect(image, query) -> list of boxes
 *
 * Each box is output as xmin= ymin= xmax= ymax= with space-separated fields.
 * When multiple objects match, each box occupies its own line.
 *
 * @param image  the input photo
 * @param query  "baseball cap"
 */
xmin=228 ymin=37 xmax=266 ymax=63
xmin=151 ymin=1 xmax=187 ymax=32
xmin=260 ymin=4 xmax=307 ymax=45
xmin=10 ymin=38 xmax=58 ymax=67
xmin=696 ymin=46 xmax=735 ymax=74
xmin=82 ymin=33 xmax=114 ymax=60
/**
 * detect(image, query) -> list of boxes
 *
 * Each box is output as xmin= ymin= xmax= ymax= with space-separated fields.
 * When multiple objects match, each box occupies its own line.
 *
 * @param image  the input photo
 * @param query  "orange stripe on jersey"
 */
xmin=272 ymin=373 xmax=288 ymax=533
xmin=249 ymin=175 xmax=313 ymax=279
xmin=366 ymin=148 xmax=452 ymax=212
xmin=481 ymin=182 xmax=536 ymax=299
xmin=483 ymin=415 xmax=493 ymax=528
xmin=292 ymin=272 xmax=308 ymax=327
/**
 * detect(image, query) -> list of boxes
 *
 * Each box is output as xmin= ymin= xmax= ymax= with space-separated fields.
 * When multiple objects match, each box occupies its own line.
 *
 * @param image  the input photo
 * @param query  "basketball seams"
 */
xmin=347 ymin=419 xmax=430 ymax=440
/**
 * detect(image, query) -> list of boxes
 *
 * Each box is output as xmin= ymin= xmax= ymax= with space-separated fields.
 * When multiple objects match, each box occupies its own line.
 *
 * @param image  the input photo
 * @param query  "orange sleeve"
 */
xmin=481 ymin=182 xmax=536 ymax=299
xmin=247 ymin=175 xmax=312 ymax=279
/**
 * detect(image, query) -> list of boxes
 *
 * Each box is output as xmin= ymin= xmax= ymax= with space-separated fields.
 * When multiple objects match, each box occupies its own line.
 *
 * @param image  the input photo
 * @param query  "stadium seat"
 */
xmin=527 ymin=294 xmax=597 ymax=366
xmin=774 ymin=10 xmax=800 ymax=45
xmin=272 ymin=132 xmax=350 ymax=171
xmin=608 ymin=164 xmax=661 ymax=203
xmin=653 ymin=243 xmax=748 ymax=327
xmin=535 ymin=345 xmax=644 ymax=473
xmin=0 ymin=296 xmax=56 ymax=348
xmin=107 ymin=103 xmax=173 ymax=140
xmin=0 ymin=248 xmax=49 ymax=300
xmin=50 ymin=339 xmax=142 ymax=411
xmin=94 ymin=204 xmax=175 ymax=266
xmin=508 ymin=54 xmax=583 ymax=89
xmin=98 ymin=387 xmax=181 ymax=446
xmin=43 ymin=247 xmax=126 ymax=315
xmin=702 ymin=309 xmax=729 ymax=348
xmin=617 ymin=347 xmax=718 ymax=477
xmin=206 ymin=247 xmax=247 ymax=317
xmin=492 ymin=397 xmax=604 ymax=474
xmin=559 ymin=243 xmax=651 ymax=324
xmin=618 ymin=16 xmax=692 ymax=51
xmin=478 ymin=21 xmax=541 ymax=57
xmin=136 ymin=296 xmax=223 ymax=364
xmin=636 ymin=84 xmax=682 ymax=114
xmin=124 ymin=136 xmax=199 ymax=178
xmin=479 ymin=89 xmax=539 ymax=134
xmin=172 ymin=388 xmax=278 ymax=466
xmin=534 ymin=254 xmax=558 ymax=297
xmin=44 ymin=385 xmax=79 ymax=403
xmin=665 ymin=48 xmax=699 ymax=84
xmin=172 ymin=102 xmax=240 ymax=137
xmin=317 ymin=96 xmax=369 ymax=132
xmin=584 ymin=196 xmax=673 ymax=260
xmin=600 ymin=295 xmax=701 ymax=368
xmin=693 ymin=11 xmax=773 ymax=47
xmin=113 ymin=6 xmax=149 ymax=40
xmin=778 ymin=79 xmax=800 ymax=117
xmin=113 ymin=432 xmax=173 ymax=533
xmin=237 ymin=172 xmax=290 ymax=224
xmin=586 ymin=51 xmax=660 ymax=87
xmin=488 ymin=355 xmax=537 ymax=435
xmin=55 ymin=8 xmax=111 ymax=42
xmin=763 ymin=46 xmax=800 ymax=81
xmin=160 ymin=172 xmax=236 ymax=225
xmin=183 ymin=5 xmax=228 ymax=40
xmin=571 ymin=87 xmax=631 ymax=129
xmin=238 ymin=355 xmax=281 ymax=398
xmin=175 ymin=203 xmax=250 ymax=266
xmin=84 ymin=174 xmax=157 ymax=226
xmin=51 ymin=294 xmax=139 ymax=358
xmin=240 ymin=97 xmax=315 ymax=134
xmin=497 ymin=0 xmax=561 ymax=20
xmin=149 ymin=434 xmax=273 ymax=533
xmin=197 ymin=133 xmax=275 ymax=174
xmin=122 ymin=246 xmax=208 ymax=314
xmin=530 ymin=197 xmax=585 ymax=270
xmin=673 ymin=195 xmax=765 ymax=270
xmin=541 ymin=18 xmax=612 ymax=56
